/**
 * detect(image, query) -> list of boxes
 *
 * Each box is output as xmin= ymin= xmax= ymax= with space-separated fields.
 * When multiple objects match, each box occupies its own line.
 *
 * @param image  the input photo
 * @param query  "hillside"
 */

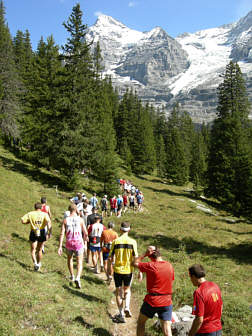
xmin=0 ymin=145 xmax=252 ymax=335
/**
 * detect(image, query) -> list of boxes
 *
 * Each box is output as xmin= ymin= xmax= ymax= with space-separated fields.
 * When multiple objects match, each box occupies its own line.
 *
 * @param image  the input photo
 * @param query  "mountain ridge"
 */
xmin=86 ymin=12 xmax=252 ymax=123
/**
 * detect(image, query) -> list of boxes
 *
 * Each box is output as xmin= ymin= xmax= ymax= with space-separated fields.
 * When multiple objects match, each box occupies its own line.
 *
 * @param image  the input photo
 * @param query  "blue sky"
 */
xmin=4 ymin=0 xmax=252 ymax=49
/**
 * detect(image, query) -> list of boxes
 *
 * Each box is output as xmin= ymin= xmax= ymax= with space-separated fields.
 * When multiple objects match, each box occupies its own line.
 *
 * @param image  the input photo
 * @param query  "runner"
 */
xmin=110 ymin=195 xmax=117 ymax=216
xmin=136 ymin=192 xmax=144 ymax=211
xmin=188 ymin=264 xmax=223 ymax=336
xmin=117 ymin=195 xmax=123 ymax=218
xmin=88 ymin=215 xmax=104 ymax=274
xmin=76 ymin=198 xmax=84 ymax=218
xmin=133 ymin=246 xmax=174 ymax=336
xmin=131 ymin=184 xmax=136 ymax=195
xmin=70 ymin=192 xmax=82 ymax=205
xmin=21 ymin=202 xmax=52 ymax=271
xmin=123 ymin=192 xmax=128 ymax=214
xmin=41 ymin=197 xmax=52 ymax=254
xmin=90 ymin=193 xmax=99 ymax=209
xmin=101 ymin=221 xmax=118 ymax=282
xmin=58 ymin=204 xmax=88 ymax=289
xmin=100 ymin=195 xmax=108 ymax=217
xmin=87 ymin=207 xmax=99 ymax=227
xmin=41 ymin=197 xmax=52 ymax=218
xmin=86 ymin=207 xmax=100 ymax=263
xmin=129 ymin=193 xmax=135 ymax=212
xmin=109 ymin=222 xmax=138 ymax=323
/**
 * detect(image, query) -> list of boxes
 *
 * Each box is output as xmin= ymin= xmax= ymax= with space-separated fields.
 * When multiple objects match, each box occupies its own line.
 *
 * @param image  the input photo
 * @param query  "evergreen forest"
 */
xmin=1 ymin=1 xmax=252 ymax=218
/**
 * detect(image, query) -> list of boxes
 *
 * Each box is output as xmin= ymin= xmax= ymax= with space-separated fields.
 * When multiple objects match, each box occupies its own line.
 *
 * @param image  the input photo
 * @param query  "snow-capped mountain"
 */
xmin=86 ymin=12 xmax=252 ymax=123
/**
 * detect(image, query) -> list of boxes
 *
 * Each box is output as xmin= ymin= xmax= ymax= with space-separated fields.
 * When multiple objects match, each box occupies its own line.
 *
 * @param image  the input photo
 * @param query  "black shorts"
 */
xmin=114 ymin=272 xmax=133 ymax=288
xmin=129 ymin=202 xmax=135 ymax=207
xmin=101 ymin=206 xmax=107 ymax=211
xmin=29 ymin=229 xmax=47 ymax=243
xmin=117 ymin=204 xmax=122 ymax=210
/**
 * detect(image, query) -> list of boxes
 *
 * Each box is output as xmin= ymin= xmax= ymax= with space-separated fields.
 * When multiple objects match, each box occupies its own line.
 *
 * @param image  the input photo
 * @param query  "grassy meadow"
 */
xmin=0 ymin=145 xmax=252 ymax=335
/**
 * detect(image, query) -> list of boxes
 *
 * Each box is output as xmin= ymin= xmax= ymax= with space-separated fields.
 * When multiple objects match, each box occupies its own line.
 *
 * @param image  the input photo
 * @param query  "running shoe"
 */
xmin=124 ymin=309 xmax=132 ymax=318
xmin=34 ymin=263 xmax=41 ymax=271
xmin=112 ymin=314 xmax=126 ymax=323
xmin=75 ymin=278 xmax=81 ymax=289
xmin=69 ymin=275 xmax=75 ymax=282
xmin=107 ymin=276 xmax=113 ymax=285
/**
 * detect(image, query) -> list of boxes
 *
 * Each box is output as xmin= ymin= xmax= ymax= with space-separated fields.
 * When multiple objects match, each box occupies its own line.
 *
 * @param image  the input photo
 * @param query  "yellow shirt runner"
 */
xmin=109 ymin=234 xmax=138 ymax=274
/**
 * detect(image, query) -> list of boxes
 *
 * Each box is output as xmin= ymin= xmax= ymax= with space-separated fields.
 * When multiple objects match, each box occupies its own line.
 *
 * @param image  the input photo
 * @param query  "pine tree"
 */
xmin=156 ymin=134 xmax=166 ymax=177
xmin=21 ymin=35 xmax=62 ymax=166
xmin=51 ymin=3 xmax=96 ymax=187
xmin=206 ymin=61 xmax=252 ymax=216
xmin=165 ymin=127 xmax=188 ymax=185
xmin=91 ymin=80 xmax=120 ymax=195
xmin=191 ymin=132 xmax=207 ymax=196
xmin=0 ymin=1 xmax=21 ymax=142
xmin=164 ymin=105 xmax=190 ymax=184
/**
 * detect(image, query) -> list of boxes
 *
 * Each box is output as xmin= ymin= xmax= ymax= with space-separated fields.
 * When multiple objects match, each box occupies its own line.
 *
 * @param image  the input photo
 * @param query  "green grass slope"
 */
xmin=0 ymin=146 xmax=252 ymax=335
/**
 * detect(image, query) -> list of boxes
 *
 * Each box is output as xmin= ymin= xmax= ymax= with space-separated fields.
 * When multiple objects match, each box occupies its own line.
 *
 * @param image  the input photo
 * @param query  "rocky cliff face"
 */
xmin=115 ymin=27 xmax=190 ymax=86
xmin=86 ymin=12 xmax=252 ymax=124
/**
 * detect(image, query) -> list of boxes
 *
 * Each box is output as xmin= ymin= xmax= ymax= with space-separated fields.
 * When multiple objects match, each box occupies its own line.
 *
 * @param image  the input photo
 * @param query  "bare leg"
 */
xmin=76 ymin=254 xmax=83 ymax=279
xmin=104 ymin=259 xmax=108 ymax=277
xmin=30 ymin=241 xmax=37 ymax=264
xmin=124 ymin=286 xmax=131 ymax=311
xmin=92 ymin=251 xmax=97 ymax=267
xmin=36 ymin=242 xmax=44 ymax=264
xmin=67 ymin=254 xmax=74 ymax=278
xmin=87 ymin=244 xmax=91 ymax=263
xmin=160 ymin=320 xmax=172 ymax=336
xmin=83 ymin=241 xmax=87 ymax=259
xmin=99 ymin=250 xmax=104 ymax=268
xmin=115 ymin=287 xmax=124 ymax=315
xmin=137 ymin=312 xmax=149 ymax=336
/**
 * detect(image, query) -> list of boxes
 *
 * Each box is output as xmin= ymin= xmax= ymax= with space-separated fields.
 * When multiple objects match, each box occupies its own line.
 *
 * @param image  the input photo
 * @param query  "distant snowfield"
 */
xmin=88 ymin=15 xmax=239 ymax=96
xmin=87 ymin=13 xmax=252 ymax=121
xmin=171 ymin=27 xmax=232 ymax=95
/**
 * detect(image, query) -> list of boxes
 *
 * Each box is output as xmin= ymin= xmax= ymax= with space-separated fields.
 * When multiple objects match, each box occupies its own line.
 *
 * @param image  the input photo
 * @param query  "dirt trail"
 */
xmin=94 ymin=269 xmax=140 ymax=336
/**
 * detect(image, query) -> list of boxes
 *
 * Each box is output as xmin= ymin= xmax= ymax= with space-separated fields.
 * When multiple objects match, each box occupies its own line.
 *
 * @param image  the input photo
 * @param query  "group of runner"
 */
xmin=118 ymin=179 xmax=145 ymax=213
xmin=21 ymin=194 xmax=223 ymax=336
xmin=69 ymin=188 xmax=144 ymax=220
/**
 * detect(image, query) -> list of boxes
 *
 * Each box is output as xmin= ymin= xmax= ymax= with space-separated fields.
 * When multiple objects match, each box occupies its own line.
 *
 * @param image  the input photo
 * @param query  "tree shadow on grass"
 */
xmin=0 ymin=252 xmax=33 ymax=272
xmin=135 ymin=175 xmax=162 ymax=184
xmin=144 ymin=185 xmax=225 ymax=212
xmin=131 ymin=233 xmax=252 ymax=264
xmin=63 ymin=284 xmax=106 ymax=303
xmin=145 ymin=185 xmax=197 ymax=201
xmin=74 ymin=316 xmax=93 ymax=329
xmin=0 ymin=155 xmax=65 ymax=190
xmin=84 ymin=274 xmax=105 ymax=286
xmin=74 ymin=316 xmax=113 ymax=336
xmin=92 ymin=328 xmax=113 ymax=336
xmin=11 ymin=232 xmax=28 ymax=242
xmin=216 ymin=227 xmax=252 ymax=236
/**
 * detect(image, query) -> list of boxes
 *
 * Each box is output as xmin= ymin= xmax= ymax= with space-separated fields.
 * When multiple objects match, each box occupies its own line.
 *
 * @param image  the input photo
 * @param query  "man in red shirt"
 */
xmin=133 ymin=246 xmax=174 ymax=336
xmin=188 ymin=264 xmax=223 ymax=336
xmin=110 ymin=196 xmax=117 ymax=216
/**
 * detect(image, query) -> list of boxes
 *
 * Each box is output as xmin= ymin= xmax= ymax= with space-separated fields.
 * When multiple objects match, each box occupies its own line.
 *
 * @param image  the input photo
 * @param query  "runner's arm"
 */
xmin=46 ymin=218 xmax=52 ymax=238
xmin=58 ymin=220 xmax=66 ymax=256
xmin=132 ymin=246 xmax=155 ymax=267
xmin=21 ymin=213 xmax=29 ymax=224
xmin=188 ymin=316 xmax=203 ymax=336
xmin=47 ymin=206 xmax=52 ymax=219
xmin=132 ymin=253 xmax=146 ymax=267
xmin=81 ymin=218 xmax=88 ymax=241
